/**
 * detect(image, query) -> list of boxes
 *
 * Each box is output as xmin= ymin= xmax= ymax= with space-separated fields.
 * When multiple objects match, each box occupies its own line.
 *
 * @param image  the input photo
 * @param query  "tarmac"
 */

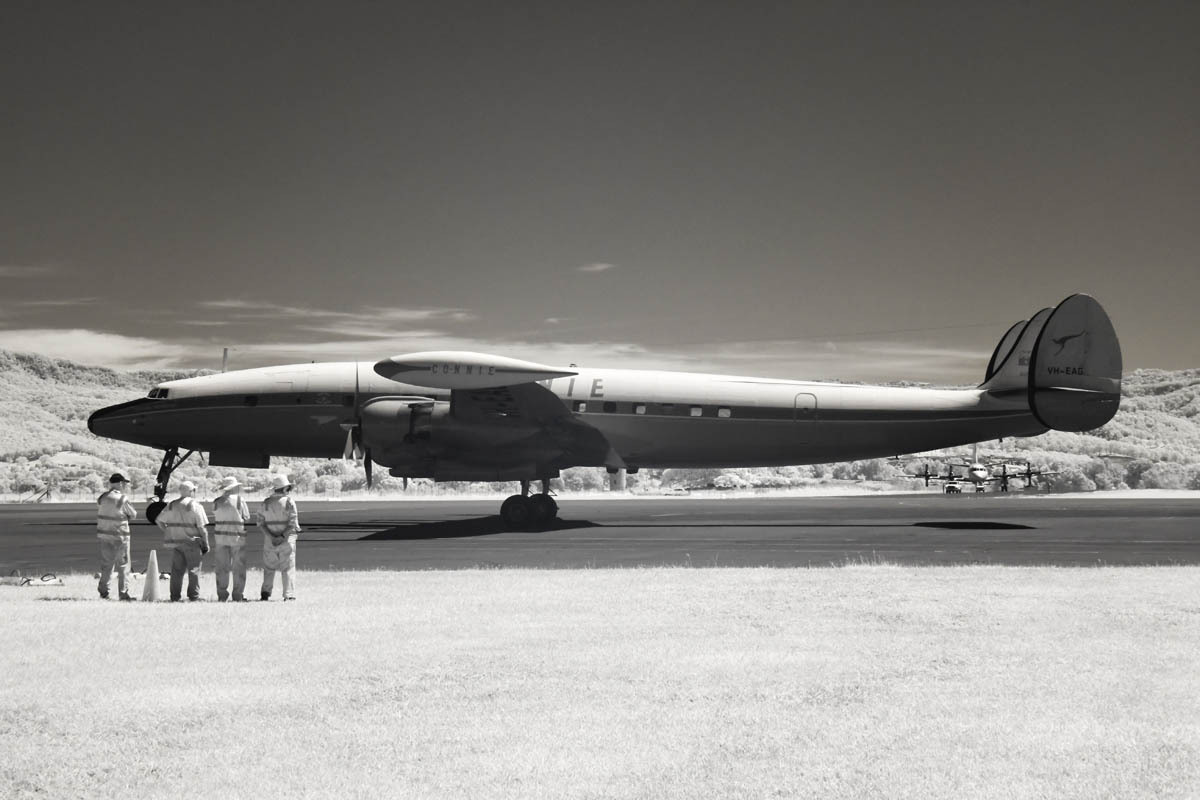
xmin=1 ymin=493 xmax=1198 ymax=575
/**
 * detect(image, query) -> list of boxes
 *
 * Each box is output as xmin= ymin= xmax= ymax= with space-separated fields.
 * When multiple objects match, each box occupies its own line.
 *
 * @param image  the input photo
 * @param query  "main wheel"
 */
xmin=528 ymin=494 xmax=559 ymax=524
xmin=500 ymin=494 xmax=533 ymax=528
xmin=145 ymin=500 xmax=166 ymax=525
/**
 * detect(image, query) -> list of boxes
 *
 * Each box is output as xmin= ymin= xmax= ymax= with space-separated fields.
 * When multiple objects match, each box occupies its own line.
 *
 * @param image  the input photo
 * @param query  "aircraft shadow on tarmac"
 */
xmin=612 ymin=521 xmax=1037 ymax=530
xmin=348 ymin=516 xmax=602 ymax=541
xmin=338 ymin=519 xmax=1035 ymax=539
xmin=912 ymin=521 xmax=1035 ymax=530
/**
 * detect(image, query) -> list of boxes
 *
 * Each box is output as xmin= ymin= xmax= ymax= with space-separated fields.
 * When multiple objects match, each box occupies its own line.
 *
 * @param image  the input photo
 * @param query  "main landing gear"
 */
xmin=499 ymin=479 xmax=558 ymax=529
xmin=144 ymin=446 xmax=196 ymax=524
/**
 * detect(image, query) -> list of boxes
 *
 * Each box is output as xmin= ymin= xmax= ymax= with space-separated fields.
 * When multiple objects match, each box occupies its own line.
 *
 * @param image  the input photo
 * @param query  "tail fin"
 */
xmin=982 ymin=294 xmax=1122 ymax=432
xmin=983 ymin=319 xmax=1029 ymax=383
xmin=1028 ymin=294 xmax=1122 ymax=431
xmin=979 ymin=307 xmax=1054 ymax=394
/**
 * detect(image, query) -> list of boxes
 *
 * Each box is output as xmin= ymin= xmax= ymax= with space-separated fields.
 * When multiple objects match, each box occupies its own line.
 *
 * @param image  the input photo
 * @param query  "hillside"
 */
xmin=0 ymin=349 xmax=1197 ymax=499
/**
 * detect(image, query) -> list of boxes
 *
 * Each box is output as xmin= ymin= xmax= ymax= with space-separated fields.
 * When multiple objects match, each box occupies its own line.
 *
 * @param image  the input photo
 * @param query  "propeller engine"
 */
xmin=342 ymin=424 xmax=374 ymax=489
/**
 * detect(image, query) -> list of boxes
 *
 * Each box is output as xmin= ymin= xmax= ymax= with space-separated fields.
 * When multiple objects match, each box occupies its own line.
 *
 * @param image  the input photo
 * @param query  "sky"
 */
xmin=1 ymin=1 xmax=1197 ymax=382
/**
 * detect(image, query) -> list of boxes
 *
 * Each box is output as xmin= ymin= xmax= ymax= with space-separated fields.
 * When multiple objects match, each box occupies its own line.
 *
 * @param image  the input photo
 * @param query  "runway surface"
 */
xmin=1 ymin=493 xmax=1198 ymax=574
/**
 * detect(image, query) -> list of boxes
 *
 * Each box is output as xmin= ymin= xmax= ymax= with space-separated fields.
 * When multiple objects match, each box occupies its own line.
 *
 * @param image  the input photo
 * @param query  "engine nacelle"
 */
xmin=360 ymin=396 xmax=448 ymax=459
xmin=361 ymin=394 xmax=566 ymax=482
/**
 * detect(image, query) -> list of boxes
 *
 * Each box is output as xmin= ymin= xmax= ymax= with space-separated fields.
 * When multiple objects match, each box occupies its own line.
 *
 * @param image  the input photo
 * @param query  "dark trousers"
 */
xmin=169 ymin=547 xmax=201 ymax=601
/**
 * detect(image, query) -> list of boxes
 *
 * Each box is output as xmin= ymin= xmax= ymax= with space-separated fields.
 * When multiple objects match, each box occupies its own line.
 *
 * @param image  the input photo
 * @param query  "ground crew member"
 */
xmin=257 ymin=473 xmax=300 ymax=601
xmin=155 ymin=480 xmax=210 ymax=602
xmin=96 ymin=473 xmax=137 ymax=601
xmin=212 ymin=476 xmax=251 ymax=602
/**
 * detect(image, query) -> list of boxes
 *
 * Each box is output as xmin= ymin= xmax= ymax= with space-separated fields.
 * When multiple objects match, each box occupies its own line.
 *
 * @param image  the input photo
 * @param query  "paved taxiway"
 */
xmin=1 ymin=494 xmax=1197 ymax=574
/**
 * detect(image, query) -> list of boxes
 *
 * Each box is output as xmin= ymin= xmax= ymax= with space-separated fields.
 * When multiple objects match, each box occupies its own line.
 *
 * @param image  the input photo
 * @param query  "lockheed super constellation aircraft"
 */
xmin=88 ymin=294 xmax=1121 ymax=527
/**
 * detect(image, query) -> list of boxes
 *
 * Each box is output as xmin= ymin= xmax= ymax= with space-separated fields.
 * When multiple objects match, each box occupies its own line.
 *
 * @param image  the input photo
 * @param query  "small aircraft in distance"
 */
xmin=88 ymin=293 xmax=1121 ymax=527
xmin=908 ymin=445 xmax=1058 ymax=493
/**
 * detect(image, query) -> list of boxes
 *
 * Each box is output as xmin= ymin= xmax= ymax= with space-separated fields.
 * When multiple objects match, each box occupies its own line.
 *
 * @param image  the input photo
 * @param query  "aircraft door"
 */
xmin=794 ymin=393 xmax=817 ymax=439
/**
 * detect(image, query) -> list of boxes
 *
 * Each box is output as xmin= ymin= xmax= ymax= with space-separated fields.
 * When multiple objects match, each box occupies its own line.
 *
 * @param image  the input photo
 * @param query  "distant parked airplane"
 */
xmin=89 ymin=294 xmax=1121 ymax=527
xmin=911 ymin=444 xmax=1059 ymax=493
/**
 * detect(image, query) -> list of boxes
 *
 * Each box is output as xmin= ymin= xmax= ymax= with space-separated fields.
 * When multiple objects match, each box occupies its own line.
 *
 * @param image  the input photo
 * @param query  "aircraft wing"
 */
xmin=373 ymin=351 xmax=619 ymax=472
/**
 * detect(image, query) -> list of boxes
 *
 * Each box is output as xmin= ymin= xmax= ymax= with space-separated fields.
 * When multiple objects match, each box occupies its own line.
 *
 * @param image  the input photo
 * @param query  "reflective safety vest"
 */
xmin=96 ymin=489 xmax=136 ymax=538
xmin=258 ymin=494 xmax=300 ymax=538
xmin=158 ymin=497 xmax=209 ymax=549
xmin=213 ymin=493 xmax=251 ymax=537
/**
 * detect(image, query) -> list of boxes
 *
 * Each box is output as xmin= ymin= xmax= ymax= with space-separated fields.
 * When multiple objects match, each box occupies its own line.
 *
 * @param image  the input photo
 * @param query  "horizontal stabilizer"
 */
xmin=373 ymin=351 xmax=576 ymax=390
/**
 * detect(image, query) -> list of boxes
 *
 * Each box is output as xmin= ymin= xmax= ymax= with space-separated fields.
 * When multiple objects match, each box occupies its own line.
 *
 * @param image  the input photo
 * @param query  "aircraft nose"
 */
xmin=88 ymin=398 xmax=156 ymax=442
xmin=88 ymin=403 xmax=122 ymax=438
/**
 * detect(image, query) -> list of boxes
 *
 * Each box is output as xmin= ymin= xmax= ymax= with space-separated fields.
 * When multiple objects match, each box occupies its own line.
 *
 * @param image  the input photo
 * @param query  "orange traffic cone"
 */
xmin=142 ymin=550 xmax=161 ymax=602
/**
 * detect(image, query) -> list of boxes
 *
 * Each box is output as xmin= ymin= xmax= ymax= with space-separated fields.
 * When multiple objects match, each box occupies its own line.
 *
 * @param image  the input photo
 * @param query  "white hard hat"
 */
xmin=270 ymin=474 xmax=292 ymax=490
xmin=178 ymin=480 xmax=197 ymax=493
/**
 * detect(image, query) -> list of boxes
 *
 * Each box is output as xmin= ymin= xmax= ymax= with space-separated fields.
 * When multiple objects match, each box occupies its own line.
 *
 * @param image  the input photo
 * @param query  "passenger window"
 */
xmin=690 ymin=406 xmax=703 ymax=417
xmin=718 ymin=407 xmax=732 ymax=418
xmin=243 ymin=395 xmax=258 ymax=407
xmin=603 ymin=401 xmax=616 ymax=413
xmin=634 ymin=404 xmax=647 ymax=415
xmin=575 ymin=401 xmax=587 ymax=412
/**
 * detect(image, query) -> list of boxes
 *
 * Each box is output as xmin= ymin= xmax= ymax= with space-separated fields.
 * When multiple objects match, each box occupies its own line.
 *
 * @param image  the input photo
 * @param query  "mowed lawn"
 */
xmin=2 ymin=567 xmax=1198 ymax=799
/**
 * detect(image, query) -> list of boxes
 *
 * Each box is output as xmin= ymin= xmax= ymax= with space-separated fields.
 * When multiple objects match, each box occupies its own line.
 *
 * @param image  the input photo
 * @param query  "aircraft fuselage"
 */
xmin=88 ymin=361 xmax=1047 ymax=474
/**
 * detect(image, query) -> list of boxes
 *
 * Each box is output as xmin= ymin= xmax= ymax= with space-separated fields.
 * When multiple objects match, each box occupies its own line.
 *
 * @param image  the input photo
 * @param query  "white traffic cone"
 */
xmin=142 ymin=550 xmax=161 ymax=602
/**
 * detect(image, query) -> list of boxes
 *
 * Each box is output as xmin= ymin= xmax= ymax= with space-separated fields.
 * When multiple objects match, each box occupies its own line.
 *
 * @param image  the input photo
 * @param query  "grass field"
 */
xmin=2 ymin=567 xmax=1198 ymax=799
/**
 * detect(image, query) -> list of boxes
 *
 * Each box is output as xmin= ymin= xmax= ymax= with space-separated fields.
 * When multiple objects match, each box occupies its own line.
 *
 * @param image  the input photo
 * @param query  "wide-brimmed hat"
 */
xmin=217 ymin=476 xmax=241 ymax=492
xmin=108 ymin=473 xmax=129 ymax=485
xmin=178 ymin=480 xmax=197 ymax=493
xmin=270 ymin=473 xmax=293 ymax=490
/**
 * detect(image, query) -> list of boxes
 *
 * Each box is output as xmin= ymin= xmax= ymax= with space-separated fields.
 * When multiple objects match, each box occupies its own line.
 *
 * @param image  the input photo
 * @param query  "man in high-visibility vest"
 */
xmin=257 ymin=473 xmax=301 ymax=601
xmin=155 ymin=480 xmax=210 ymax=602
xmin=212 ymin=476 xmax=252 ymax=602
xmin=96 ymin=473 xmax=137 ymax=601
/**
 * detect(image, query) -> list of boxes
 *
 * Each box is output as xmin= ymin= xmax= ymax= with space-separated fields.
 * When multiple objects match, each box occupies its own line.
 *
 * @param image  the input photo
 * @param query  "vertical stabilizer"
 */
xmin=984 ymin=320 xmax=1026 ymax=383
xmin=1027 ymin=294 xmax=1122 ymax=431
xmin=979 ymin=308 xmax=1053 ymax=394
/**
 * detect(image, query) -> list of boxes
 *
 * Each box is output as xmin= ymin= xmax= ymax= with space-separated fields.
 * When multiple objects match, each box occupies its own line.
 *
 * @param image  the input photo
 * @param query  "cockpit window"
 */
xmin=146 ymin=388 xmax=169 ymax=399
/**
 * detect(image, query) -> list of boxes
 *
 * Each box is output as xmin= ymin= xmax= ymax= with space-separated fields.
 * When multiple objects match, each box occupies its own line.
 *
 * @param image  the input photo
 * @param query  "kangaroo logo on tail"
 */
xmin=1051 ymin=330 xmax=1086 ymax=355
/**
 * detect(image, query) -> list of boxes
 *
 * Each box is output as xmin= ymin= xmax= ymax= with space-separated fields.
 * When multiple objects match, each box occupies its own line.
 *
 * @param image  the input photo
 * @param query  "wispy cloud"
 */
xmin=199 ymin=299 xmax=258 ymax=310
xmin=0 ymin=265 xmax=58 ymax=278
xmin=198 ymin=300 xmax=474 ymax=328
xmin=576 ymin=263 xmax=615 ymax=273
xmin=20 ymin=297 xmax=97 ymax=307
xmin=0 ymin=329 xmax=192 ymax=369
xmin=691 ymin=337 xmax=989 ymax=383
xmin=0 ymin=319 xmax=992 ymax=384
xmin=303 ymin=324 xmax=450 ymax=340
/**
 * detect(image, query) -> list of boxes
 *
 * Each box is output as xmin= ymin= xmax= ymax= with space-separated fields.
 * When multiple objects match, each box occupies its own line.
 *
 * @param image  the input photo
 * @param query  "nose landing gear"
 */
xmin=499 ymin=478 xmax=559 ymax=529
xmin=144 ymin=446 xmax=196 ymax=524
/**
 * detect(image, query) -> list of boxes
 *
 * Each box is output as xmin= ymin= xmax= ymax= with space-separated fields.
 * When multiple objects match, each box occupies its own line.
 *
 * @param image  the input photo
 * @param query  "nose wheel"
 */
xmin=145 ymin=446 xmax=196 ymax=524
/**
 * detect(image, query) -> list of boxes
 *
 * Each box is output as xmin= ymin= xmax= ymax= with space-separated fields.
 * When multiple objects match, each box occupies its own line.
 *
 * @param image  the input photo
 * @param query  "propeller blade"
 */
xmin=343 ymin=428 xmax=355 ymax=461
xmin=365 ymin=452 xmax=373 ymax=489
